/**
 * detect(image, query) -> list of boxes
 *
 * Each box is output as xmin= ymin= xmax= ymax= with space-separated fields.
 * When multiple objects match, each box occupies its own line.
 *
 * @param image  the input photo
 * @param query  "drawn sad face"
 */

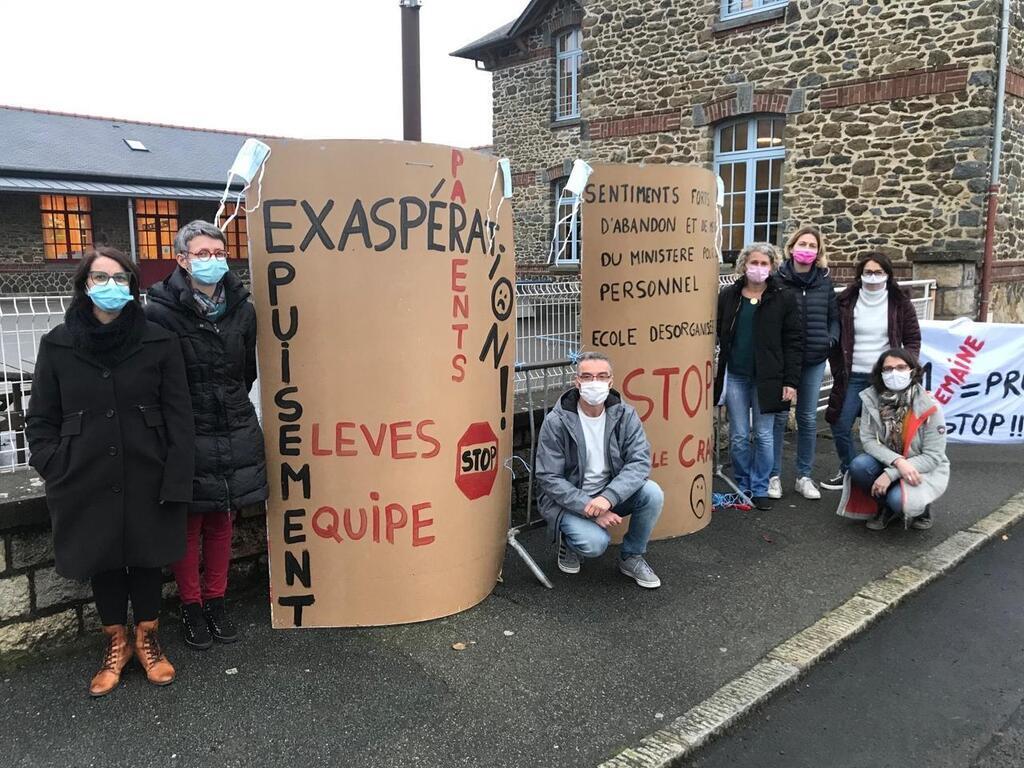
xmin=491 ymin=277 xmax=514 ymax=321
xmin=690 ymin=474 xmax=708 ymax=519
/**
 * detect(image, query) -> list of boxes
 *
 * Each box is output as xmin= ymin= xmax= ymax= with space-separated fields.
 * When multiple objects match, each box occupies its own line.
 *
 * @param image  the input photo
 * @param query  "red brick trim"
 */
xmin=512 ymin=171 xmax=537 ymax=188
xmin=546 ymin=163 xmax=568 ymax=181
xmin=704 ymin=90 xmax=791 ymax=124
xmin=819 ymin=66 xmax=970 ymax=109
xmin=991 ymin=259 xmax=1024 ymax=282
xmin=589 ymin=109 xmax=681 ymax=140
xmin=1008 ymin=68 xmax=1024 ymax=99
xmin=0 ymin=263 xmax=77 ymax=272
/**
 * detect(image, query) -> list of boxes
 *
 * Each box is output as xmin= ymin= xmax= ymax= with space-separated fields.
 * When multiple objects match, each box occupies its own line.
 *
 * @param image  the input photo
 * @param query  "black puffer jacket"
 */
xmin=145 ymin=267 xmax=268 ymax=514
xmin=775 ymin=261 xmax=839 ymax=366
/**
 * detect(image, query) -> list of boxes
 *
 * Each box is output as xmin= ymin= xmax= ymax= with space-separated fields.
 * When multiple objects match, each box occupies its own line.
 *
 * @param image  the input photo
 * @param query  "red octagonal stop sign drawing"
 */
xmin=455 ymin=421 xmax=499 ymax=501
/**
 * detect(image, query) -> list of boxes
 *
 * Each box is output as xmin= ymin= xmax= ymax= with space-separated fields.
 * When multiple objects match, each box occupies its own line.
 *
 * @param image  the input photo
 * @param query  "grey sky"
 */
xmin=0 ymin=0 xmax=521 ymax=147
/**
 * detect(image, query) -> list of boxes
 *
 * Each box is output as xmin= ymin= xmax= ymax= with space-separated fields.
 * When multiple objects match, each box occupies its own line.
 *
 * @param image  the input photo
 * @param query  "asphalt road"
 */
xmin=691 ymin=519 xmax=1024 ymax=768
xmin=2 ymin=443 xmax=1023 ymax=768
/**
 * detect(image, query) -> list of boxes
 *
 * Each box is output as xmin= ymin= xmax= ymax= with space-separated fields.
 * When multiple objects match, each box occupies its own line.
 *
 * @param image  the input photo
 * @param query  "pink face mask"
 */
xmin=746 ymin=265 xmax=771 ymax=284
xmin=792 ymin=248 xmax=818 ymax=265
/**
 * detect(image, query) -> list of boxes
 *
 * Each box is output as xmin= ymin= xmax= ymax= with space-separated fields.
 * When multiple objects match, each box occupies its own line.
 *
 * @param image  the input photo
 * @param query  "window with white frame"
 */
xmin=714 ymin=116 xmax=785 ymax=262
xmin=720 ymin=0 xmax=787 ymax=20
xmin=555 ymin=27 xmax=581 ymax=120
xmin=553 ymin=180 xmax=581 ymax=265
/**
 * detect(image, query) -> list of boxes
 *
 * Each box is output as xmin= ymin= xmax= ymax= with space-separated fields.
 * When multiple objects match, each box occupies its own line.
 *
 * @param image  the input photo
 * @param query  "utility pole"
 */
xmin=400 ymin=0 xmax=422 ymax=141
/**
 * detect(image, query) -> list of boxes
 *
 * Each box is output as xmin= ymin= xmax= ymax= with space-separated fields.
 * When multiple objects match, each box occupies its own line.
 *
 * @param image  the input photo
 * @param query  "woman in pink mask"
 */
xmin=714 ymin=243 xmax=802 ymax=510
xmin=768 ymin=226 xmax=839 ymax=501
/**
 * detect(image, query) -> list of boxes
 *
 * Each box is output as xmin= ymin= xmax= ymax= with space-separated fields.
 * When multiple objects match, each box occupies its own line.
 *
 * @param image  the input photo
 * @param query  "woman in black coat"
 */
xmin=715 ymin=243 xmax=802 ymax=510
xmin=145 ymin=220 xmax=267 ymax=651
xmin=27 ymin=247 xmax=194 ymax=697
xmin=768 ymin=225 xmax=839 ymax=501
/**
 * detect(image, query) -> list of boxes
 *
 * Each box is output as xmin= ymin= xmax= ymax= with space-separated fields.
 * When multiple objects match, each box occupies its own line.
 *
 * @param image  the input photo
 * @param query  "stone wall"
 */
xmin=481 ymin=0 xmax=1012 ymax=318
xmin=989 ymin=5 xmax=1024 ymax=322
xmin=492 ymin=0 xmax=583 ymax=277
xmin=0 ymin=480 xmax=268 ymax=655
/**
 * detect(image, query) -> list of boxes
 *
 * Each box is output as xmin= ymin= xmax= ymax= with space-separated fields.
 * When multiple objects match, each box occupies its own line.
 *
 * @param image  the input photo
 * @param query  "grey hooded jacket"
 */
xmin=534 ymin=387 xmax=652 ymax=534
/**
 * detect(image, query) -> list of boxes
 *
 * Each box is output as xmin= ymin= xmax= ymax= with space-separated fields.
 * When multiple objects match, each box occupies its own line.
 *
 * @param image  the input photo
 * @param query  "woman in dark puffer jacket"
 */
xmin=768 ymin=225 xmax=839 ymax=501
xmin=146 ymin=220 xmax=267 ymax=651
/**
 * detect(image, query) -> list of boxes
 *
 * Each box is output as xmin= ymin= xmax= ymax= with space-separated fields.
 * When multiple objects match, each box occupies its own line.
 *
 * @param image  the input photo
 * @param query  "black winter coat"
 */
xmin=146 ymin=267 xmax=268 ymax=515
xmin=26 ymin=304 xmax=194 ymax=580
xmin=715 ymin=276 xmax=803 ymax=414
xmin=775 ymin=261 xmax=839 ymax=366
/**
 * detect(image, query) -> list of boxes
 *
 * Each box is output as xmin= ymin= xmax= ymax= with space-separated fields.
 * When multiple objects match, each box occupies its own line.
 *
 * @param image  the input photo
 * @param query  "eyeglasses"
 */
xmin=881 ymin=365 xmax=911 ymax=373
xmin=89 ymin=271 xmax=132 ymax=286
xmin=185 ymin=250 xmax=229 ymax=261
xmin=577 ymin=373 xmax=612 ymax=382
xmin=863 ymin=269 xmax=887 ymax=277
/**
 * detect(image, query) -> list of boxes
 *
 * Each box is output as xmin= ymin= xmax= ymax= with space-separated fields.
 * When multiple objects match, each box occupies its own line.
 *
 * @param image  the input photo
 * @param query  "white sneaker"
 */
xmin=795 ymin=476 xmax=822 ymax=500
xmin=767 ymin=476 xmax=783 ymax=499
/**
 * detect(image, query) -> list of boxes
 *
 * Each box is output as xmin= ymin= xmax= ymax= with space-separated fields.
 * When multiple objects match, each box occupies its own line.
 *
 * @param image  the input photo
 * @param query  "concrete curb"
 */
xmin=599 ymin=491 xmax=1024 ymax=768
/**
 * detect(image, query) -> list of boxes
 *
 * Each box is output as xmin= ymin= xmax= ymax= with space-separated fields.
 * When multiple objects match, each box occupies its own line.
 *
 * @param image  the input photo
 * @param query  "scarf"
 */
xmin=64 ymin=297 xmax=146 ymax=368
xmin=877 ymin=384 xmax=915 ymax=454
xmin=191 ymin=281 xmax=227 ymax=321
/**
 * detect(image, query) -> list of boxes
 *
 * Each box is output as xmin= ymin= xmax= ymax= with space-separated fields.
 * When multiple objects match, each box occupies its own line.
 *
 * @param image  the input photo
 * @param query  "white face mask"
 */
xmin=862 ymin=273 xmax=888 ymax=287
xmin=579 ymin=381 xmax=610 ymax=406
xmin=882 ymin=369 xmax=913 ymax=392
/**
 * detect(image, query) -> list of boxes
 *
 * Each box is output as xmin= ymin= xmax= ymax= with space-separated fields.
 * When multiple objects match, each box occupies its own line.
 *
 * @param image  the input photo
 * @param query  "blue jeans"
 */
xmin=848 ymin=454 xmax=903 ymax=515
xmin=831 ymin=372 xmax=873 ymax=473
xmin=772 ymin=360 xmax=828 ymax=479
xmin=725 ymin=371 xmax=775 ymax=496
xmin=558 ymin=480 xmax=664 ymax=559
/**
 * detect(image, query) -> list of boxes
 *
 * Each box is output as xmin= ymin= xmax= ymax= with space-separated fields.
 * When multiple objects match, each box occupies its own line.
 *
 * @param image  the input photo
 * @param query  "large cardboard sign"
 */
xmin=581 ymin=164 xmax=719 ymax=539
xmin=248 ymin=140 xmax=515 ymax=627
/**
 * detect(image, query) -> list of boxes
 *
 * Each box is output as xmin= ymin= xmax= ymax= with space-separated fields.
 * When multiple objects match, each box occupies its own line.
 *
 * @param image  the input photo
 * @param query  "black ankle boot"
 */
xmin=203 ymin=598 xmax=238 ymax=644
xmin=181 ymin=602 xmax=213 ymax=650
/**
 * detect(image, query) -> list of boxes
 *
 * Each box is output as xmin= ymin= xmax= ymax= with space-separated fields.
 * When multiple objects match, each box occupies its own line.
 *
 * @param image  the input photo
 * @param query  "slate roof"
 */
xmin=450 ymin=0 xmax=558 ymax=60
xmin=0 ymin=105 xmax=260 ymax=187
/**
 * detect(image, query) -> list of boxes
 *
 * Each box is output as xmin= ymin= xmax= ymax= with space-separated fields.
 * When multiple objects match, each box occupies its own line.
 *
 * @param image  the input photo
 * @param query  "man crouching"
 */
xmin=535 ymin=352 xmax=664 ymax=588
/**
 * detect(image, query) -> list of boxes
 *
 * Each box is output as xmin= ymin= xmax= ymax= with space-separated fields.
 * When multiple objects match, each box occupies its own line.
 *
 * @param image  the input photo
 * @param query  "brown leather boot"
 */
xmin=89 ymin=625 xmax=133 ymax=697
xmin=134 ymin=620 xmax=175 ymax=686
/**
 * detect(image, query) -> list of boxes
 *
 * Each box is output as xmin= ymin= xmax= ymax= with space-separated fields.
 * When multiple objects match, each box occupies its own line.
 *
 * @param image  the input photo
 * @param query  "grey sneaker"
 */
xmin=619 ymin=555 xmax=661 ymax=588
xmin=820 ymin=471 xmax=846 ymax=491
xmin=767 ymin=476 xmax=783 ymax=499
xmin=866 ymin=508 xmax=898 ymax=531
xmin=911 ymin=509 xmax=933 ymax=530
xmin=557 ymin=534 xmax=581 ymax=574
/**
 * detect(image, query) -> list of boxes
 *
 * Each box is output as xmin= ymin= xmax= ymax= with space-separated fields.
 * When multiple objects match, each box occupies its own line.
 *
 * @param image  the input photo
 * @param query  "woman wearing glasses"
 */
xmin=822 ymin=252 xmax=921 ymax=491
xmin=836 ymin=348 xmax=948 ymax=530
xmin=146 ymin=221 xmax=267 ymax=651
xmin=27 ymin=247 xmax=194 ymax=696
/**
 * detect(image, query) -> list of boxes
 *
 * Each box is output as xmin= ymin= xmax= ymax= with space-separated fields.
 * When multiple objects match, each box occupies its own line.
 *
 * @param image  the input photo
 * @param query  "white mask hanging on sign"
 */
xmin=548 ymin=159 xmax=593 ymax=264
xmin=715 ymin=175 xmax=725 ymax=264
xmin=215 ymin=138 xmax=272 ymax=233
xmin=484 ymin=157 xmax=514 ymax=255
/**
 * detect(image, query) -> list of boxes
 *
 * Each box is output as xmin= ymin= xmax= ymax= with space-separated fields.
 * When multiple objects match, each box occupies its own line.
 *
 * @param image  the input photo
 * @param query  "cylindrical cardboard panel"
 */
xmin=248 ymin=140 xmax=515 ymax=627
xmin=581 ymin=164 xmax=719 ymax=539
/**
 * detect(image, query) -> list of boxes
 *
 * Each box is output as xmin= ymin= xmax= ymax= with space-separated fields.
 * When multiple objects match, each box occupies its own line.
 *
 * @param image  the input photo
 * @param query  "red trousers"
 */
xmin=172 ymin=511 xmax=233 ymax=605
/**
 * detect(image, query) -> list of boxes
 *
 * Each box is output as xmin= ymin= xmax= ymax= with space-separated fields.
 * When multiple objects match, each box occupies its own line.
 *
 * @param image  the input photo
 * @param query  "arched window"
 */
xmin=714 ymin=116 xmax=785 ymax=262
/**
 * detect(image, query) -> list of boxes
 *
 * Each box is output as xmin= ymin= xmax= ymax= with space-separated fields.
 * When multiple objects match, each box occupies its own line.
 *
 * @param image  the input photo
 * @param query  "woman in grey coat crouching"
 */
xmin=836 ymin=347 xmax=949 ymax=531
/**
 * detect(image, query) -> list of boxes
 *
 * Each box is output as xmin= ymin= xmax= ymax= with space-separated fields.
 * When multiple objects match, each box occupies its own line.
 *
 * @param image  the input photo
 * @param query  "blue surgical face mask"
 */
xmin=87 ymin=282 xmax=133 ymax=312
xmin=189 ymin=257 xmax=229 ymax=286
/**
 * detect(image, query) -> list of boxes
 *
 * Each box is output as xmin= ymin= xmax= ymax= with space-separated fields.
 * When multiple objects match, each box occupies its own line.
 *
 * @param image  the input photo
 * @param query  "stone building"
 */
xmin=0 ymin=105 xmax=252 ymax=291
xmin=453 ymin=0 xmax=1024 ymax=321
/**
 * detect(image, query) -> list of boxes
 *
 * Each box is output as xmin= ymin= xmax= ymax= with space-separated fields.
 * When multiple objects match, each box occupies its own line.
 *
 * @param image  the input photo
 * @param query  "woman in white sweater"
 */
xmin=822 ymin=253 xmax=921 ymax=490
